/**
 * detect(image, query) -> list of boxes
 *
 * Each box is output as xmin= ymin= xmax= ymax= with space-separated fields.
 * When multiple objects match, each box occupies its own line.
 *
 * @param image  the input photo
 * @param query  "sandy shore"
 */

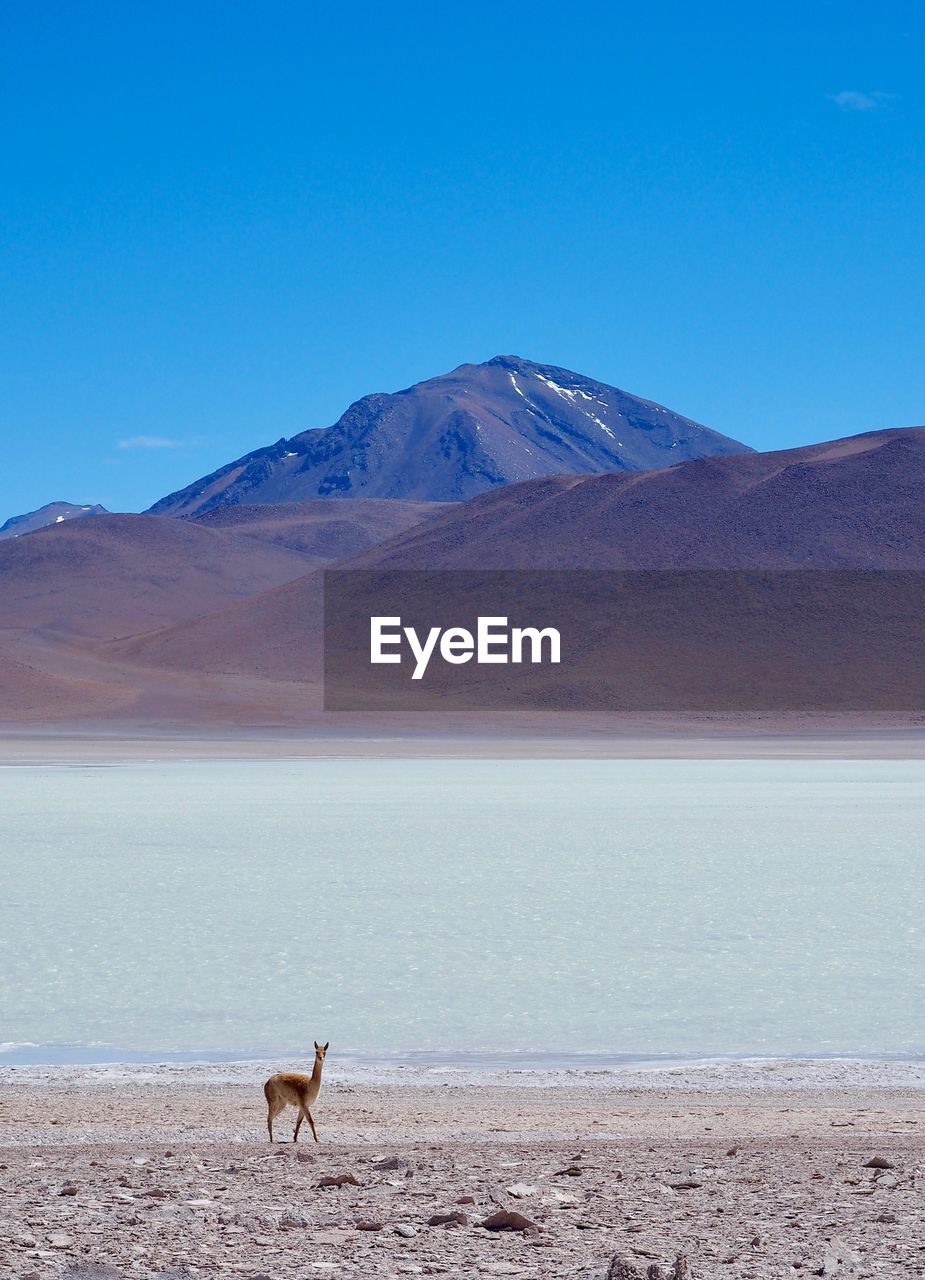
xmin=1 ymin=1060 xmax=923 ymax=1278
xmin=2 ymin=727 xmax=925 ymax=764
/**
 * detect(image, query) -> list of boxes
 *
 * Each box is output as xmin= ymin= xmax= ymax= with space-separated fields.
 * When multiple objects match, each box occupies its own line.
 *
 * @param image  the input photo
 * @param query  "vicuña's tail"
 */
xmin=263 ymin=1079 xmax=274 ymax=1103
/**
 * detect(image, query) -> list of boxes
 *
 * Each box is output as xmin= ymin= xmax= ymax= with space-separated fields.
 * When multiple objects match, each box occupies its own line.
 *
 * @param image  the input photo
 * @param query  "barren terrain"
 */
xmin=1 ymin=1061 xmax=923 ymax=1278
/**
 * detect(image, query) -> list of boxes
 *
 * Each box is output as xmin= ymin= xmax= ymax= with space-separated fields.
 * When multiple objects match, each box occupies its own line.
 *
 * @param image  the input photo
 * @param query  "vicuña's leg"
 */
xmin=305 ymin=1108 xmax=319 ymax=1143
xmin=294 ymin=1110 xmax=303 ymax=1142
xmin=268 ymin=1097 xmax=285 ymax=1142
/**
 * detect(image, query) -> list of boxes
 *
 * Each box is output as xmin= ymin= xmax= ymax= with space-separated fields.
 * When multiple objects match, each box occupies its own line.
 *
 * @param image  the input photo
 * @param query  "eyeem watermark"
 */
xmin=324 ymin=569 xmax=925 ymax=712
xmin=370 ymin=615 xmax=561 ymax=680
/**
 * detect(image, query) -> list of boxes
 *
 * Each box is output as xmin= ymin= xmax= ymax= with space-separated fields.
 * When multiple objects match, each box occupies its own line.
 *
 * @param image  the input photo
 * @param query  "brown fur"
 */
xmin=263 ymin=1040 xmax=328 ymax=1143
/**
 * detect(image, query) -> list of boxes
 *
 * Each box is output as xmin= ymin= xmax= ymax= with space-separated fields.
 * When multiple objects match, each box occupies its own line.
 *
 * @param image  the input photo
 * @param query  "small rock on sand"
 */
xmin=428 ymin=1211 xmax=469 ymax=1227
xmin=481 ymin=1209 xmax=538 ymax=1233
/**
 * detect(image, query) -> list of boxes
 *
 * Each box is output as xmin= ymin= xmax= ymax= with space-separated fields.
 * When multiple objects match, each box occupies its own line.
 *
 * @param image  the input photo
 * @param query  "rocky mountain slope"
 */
xmin=148 ymin=355 xmax=750 ymax=514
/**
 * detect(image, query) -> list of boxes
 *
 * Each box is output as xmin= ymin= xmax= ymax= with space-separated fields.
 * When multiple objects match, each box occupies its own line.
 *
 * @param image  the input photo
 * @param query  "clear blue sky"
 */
xmin=2 ymin=1 xmax=923 ymax=517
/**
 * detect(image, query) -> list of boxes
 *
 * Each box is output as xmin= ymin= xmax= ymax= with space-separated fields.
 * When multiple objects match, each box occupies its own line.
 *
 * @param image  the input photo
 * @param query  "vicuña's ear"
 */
xmin=314 ymin=1041 xmax=320 ymax=1051
xmin=323 ymin=1041 xmax=329 ymax=1051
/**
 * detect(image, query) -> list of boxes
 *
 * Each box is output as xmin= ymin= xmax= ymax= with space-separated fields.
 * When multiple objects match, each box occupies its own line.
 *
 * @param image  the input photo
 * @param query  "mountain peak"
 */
xmin=484 ymin=353 xmax=567 ymax=370
xmin=485 ymin=353 xmax=530 ymax=367
xmin=0 ymin=501 xmax=108 ymax=541
xmin=148 ymin=357 xmax=751 ymax=516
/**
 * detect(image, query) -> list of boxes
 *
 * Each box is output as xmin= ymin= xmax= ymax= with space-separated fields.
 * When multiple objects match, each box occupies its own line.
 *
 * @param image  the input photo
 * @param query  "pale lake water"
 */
xmin=1 ymin=758 xmax=923 ymax=1064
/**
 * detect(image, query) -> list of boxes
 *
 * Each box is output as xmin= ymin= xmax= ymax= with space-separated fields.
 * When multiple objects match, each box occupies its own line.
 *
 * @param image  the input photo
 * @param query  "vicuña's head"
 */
xmin=314 ymin=1040 xmax=329 ymax=1062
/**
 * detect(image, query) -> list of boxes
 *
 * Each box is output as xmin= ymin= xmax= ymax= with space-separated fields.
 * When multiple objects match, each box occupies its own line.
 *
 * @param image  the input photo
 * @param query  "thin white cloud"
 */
xmin=117 ymin=435 xmax=181 ymax=449
xmin=829 ymin=90 xmax=894 ymax=112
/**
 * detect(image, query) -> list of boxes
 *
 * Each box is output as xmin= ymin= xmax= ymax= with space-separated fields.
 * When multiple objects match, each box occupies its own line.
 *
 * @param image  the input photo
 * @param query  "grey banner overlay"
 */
xmin=323 ymin=570 xmax=925 ymax=713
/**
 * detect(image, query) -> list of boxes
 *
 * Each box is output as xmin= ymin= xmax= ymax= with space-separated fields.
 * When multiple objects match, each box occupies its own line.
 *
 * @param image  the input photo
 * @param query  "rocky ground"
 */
xmin=1 ymin=1060 xmax=923 ymax=1278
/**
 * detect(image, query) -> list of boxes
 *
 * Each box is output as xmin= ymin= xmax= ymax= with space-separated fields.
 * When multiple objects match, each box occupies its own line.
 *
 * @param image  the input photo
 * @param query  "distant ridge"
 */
xmin=116 ymin=426 xmax=925 ymax=696
xmin=187 ymin=498 xmax=449 ymax=559
xmin=4 ymin=421 xmax=923 ymax=728
xmin=0 ymin=501 xmax=108 ymax=541
xmin=148 ymin=355 xmax=750 ymax=515
xmin=347 ymin=426 xmax=925 ymax=570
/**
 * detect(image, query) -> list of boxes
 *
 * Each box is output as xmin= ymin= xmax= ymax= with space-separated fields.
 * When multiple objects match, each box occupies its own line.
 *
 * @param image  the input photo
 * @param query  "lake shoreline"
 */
xmin=3 ymin=725 xmax=925 ymax=764
xmin=5 ymin=1055 xmax=925 ymax=1094
xmin=2 ymin=1064 xmax=922 ymax=1277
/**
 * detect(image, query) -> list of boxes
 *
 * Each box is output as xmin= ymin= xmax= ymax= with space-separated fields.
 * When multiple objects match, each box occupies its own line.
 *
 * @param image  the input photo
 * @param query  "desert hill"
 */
xmin=346 ymin=427 xmax=925 ymax=570
xmin=112 ymin=426 xmax=925 ymax=695
xmin=188 ymin=498 xmax=449 ymax=560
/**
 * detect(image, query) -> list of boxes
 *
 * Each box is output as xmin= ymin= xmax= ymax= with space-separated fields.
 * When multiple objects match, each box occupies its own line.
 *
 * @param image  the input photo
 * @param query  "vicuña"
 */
xmin=263 ymin=1040 xmax=329 ymax=1143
